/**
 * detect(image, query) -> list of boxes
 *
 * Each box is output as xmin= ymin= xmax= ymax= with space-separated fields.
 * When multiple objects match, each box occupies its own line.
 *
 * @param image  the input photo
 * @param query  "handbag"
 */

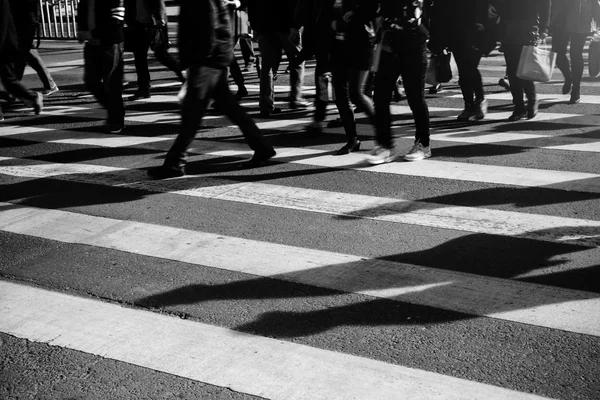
xmin=425 ymin=51 xmax=452 ymax=86
xmin=148 ymin=25 xmax=170 ymax=51
xmin=516 ymin=45 xmax=556 ymax=82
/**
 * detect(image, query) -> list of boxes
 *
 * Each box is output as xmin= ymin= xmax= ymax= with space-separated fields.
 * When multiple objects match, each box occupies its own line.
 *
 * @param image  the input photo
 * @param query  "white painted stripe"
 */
xmin=3 ymin=156 xmax=600 ymax=246
xmin=545 ymin=142 xmax=600 ymax=152
xmin=0 ymin=280 xmax=551 ymax=400
xmin=205 ymin=144 xmax=600 ymax=194
xmin=451 ymin=92 xmax=600 ymax=105
xmin=0 ymin=203 xmax=598 ymax=337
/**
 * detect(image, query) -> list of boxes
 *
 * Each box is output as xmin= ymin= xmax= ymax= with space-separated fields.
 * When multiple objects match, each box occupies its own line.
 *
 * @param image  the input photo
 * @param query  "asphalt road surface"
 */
xmin=1 ymin=16 xmax=599 ymax=400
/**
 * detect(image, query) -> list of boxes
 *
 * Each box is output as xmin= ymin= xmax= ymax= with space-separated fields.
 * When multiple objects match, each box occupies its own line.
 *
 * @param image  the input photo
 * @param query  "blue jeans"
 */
xmin=257 ymin=31 xmax=305 ymax=112
xmin=165 ymin=66 xmax=273 ymax=168
xmin=83 ymin=42 xmax=125 ymax=126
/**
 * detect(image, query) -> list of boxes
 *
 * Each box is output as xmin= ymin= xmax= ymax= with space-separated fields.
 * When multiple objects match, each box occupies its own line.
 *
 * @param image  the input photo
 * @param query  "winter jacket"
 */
xmin=428 ymin=0 xmax=489 ymax=52
xmin=77 ymin=0 xmax=125 ymax=45
xmin=247 ymin=0 xmax=296 ymax=33
xmin=497 ymin=0 xmax=551 ymax=45
xmin=125 ymin=0 xmax=167 ymax=26
xmin=7 ymin=0 xmax=39 ymax=47
xmin=0 ymin=0 xmax=19 ymax=63
xmin=178 ymin=0 xmax=233 ymax=69
xmin=330 ymin=0 xmax=377 ymax=69
xmin=566 ymin=0 xmax=600 ymax=34
xmin=376 ymin=0 xmax=429 ymax=52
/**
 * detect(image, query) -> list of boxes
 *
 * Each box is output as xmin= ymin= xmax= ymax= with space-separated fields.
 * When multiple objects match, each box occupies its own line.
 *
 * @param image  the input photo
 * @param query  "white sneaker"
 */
xmin=404 ymin=142 xmax=431 ymax=161
xmin=366 ymin=146 xmax=397 ymax=165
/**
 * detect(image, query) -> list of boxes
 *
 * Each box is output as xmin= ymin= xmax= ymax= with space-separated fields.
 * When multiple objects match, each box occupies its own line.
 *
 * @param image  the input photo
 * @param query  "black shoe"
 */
xmin=259 ymin=107 xmax=282 ymax=118
xmin=498 ymin=77 xmax=510 ymax=91
xmin=569 ymin=88 xmax=581 ymax=104
xmin=235 ymin=87 xmax=249 ymax=100
xmin=129 ymin=90 xmax=151 ymax=101
xmin=562 ymin=79 xmax=572 ymax=95
xmin=527 ymin=101 xmax=538 ymax=119
xmin=336 ymin=138 xmax=361 ymax=155
xmin=428 ymin=84 xmax=442 ymax=94
xmin=326 ymin=117 xmax=343 ymax=128
xmin=108 ymin=122 xmax=125 ymax=134
xmin=508 ymin=109 xmax=527 ymax=121
xmin=240 ymin=149 xmax=276 ymax=169
xmin=147 ymin=164 xmax=185 ymax=179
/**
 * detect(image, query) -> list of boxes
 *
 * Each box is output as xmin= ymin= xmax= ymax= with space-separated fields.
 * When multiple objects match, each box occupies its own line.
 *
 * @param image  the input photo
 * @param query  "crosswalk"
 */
xmin=1 ymin=48 xmax=599 ymax=399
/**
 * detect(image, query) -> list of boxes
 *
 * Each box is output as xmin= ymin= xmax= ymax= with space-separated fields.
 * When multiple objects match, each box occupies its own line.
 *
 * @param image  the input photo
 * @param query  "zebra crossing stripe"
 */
xmin=0 ymin=203 xmax=598 ymax=337
xmin=450 ymin=92 xmax=600 ymax=105
xmin=1 ymin=155 xmax=600 ymax=247
xmin=0 ymin=280 xmax=552 ymax=400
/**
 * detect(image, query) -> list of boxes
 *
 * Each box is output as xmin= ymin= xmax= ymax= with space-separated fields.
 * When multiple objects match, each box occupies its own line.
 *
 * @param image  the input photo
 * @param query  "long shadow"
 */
xmin=134 ymin=225 xmax=600 ymax=340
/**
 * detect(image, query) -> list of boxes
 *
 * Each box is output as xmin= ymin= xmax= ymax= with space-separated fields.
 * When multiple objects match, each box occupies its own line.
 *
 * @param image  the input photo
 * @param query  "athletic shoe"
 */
xmin=457 ymin=105 xmax=476 ymax=121
xmin=147 ymin=164 xmax=185 ymax=179
xmin=42 ymin=85 xmax=59 ymax=96
xmin=475 ymin=99 xmax=488 ymax=120
xmin=366 ymin=146 xmax=397 ymax=165
xmin=403 ymin=142 xmax=431 ymax=161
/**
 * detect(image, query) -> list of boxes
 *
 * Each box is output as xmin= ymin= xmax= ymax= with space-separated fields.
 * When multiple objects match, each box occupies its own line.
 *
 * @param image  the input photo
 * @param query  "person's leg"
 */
xmin=503 ymin=43 xmax=526 ymax=118
xmin=569 ymin=33 xmax=587 ymax=103
xmin=131 ymin=23 xmax=152 ymax=97
xmin=27 ymin=49 xmax=57 ymax=92
xmin=257 ymin=33 xmax=282 ymax=114
xmin=332 ymin=66 xmax=356 ymax=139
xmin=162 ymin=66 xmax=220 ymax=170
xmin=239 ymin=36 xmax=255 ymax=67
xmin=400 ymin=43 xmax=430 ymax=151
xmin=84 ymin=43 xmax=107 ymax=106
xmin=279 ymin=31 xmax=306 ymax=106
xmin=0 ymin=62 xmax=41 ymax=112
xmin=229 ymin=38 xmax=247 ymax=98
xmin=348 ymin=68 xmax=375 ymax=125
xmin=153 ymin=45 xmax=184 ymax=81
xmin=214 ymin=69 xmax=274 ymax=158
xmin=372 ymin=51 xmax=400 ymax=150
xmin=552 ymin=31 xmax=572 ymax=93
xmin=103 ymin=43 xmax=125 ymax=132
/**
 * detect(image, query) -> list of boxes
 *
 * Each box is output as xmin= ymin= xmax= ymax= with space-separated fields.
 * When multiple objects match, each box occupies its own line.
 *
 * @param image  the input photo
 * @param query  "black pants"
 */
xmin=374 ymin=45 xmax=430 ymax=148
xmin=0 ymin=62 xmax=37 ymax=105
xmin=83 ymin=42 xmax=125 ymax=126
xmin=131 ymin=22 xmax=181 ymax=90
xmin=552 ymin=32 xmax=587 ymax=90
xmin=503 ymin=42 xmax=536 ymax=111
xmin=165 ymin=66 xmax=273 ymax=168
xmin=451 ymin=44 xmax=484 ymax=106
xmin=332 ymin=66 xmax=374 ymax=141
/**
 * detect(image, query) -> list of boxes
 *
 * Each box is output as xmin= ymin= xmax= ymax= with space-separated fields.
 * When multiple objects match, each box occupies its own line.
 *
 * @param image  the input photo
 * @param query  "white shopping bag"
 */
xmin=516 ymin=45 xmax=557 ymax=82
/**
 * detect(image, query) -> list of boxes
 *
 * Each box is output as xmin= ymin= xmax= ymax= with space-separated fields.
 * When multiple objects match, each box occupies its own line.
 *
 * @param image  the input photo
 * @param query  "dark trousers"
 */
xmin=165 ymin=65 xmax=273 ymax=168
xmin=257 ymin=31 xmax=305 ymax=111
xmin=552 ymin=32 xmax=587 ymax=91
xmin=451 ymin=44 xmax=484 ymax=106
xmin=503 ymin=43 xmax=536 ymax=110
xmin=15 ymin=49 xmax=56 ymax=90
xmin=374 ymin=45 xmax=430 ymax=148
xmin=0 ymin=62 xmax=38 ymax=104
xmin=332 ymin=66 xmax=374 ymax=141
xmin=132 ymin=22 xmax=181 ymax=90
xmin=83 ymin=42 xmax=125 ymax=125
xmin=239 ymin=36 xmax=255 ymax=65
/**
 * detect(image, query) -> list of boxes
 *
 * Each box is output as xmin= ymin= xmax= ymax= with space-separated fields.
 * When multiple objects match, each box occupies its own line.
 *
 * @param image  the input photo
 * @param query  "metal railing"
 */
xmin=38 ymin=0 xmax=78 ymax=40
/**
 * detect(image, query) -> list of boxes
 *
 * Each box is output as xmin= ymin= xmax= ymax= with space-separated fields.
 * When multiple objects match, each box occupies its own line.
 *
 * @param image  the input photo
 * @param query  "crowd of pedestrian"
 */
xmin=1 ymin=0 xmax=599 ymax=178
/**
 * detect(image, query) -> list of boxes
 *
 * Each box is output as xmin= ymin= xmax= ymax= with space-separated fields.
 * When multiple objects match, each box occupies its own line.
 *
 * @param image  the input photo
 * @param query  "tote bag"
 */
xmin=425 ymin=52 xmax=452 ymax=86
xmin=516 ymin=45 xmax=556 ymax=82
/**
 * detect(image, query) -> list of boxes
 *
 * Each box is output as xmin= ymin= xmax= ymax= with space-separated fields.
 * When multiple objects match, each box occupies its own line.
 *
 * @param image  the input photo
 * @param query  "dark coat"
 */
xmin=497 ymin=0 xmax=551 ymax=45
xmin=178 ymin=0 xmax=233 ymax=69
xmin=376 ymin=0 xmax=430 ymax=51
xmin=428 ymin=0 xmax=489 ymax=52
xmin=77 ymin=0 xmax=125 ymax=45
xmin=247 ymin=0 xmax=296 ymax=33
xmin=0 ymin=0 xmax=20 ymax=63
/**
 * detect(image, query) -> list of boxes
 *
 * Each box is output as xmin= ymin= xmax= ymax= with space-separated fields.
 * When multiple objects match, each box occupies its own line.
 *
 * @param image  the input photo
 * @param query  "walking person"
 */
xmin=9 ymin=0 xmax=59 ymax=96
xmin=125 ymin=0 xmax=183 ymax=100
xmin=330 ymin=0 xmax=377 ymax=154
xmin=497 ymin=0 xmax=551 ymax=121
xmin=247 ymin=0 xmax=310 ymax=117
xmin=224 ymin=0 xmax=250 ymax=99
xmin=428 ymin=0 xmax=490 ymax=121
xmin=0 ymin=0 xmax=43 ymax=119
xmin=367 ymin=0 xmax=431 ymax=164
xmin=147 ymin=0 xmax=276 ymax=179
xmin=77 ymin=0 xmax=126 ymax=133
xmin=551 ymin=0 xmax=600 ymax=104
